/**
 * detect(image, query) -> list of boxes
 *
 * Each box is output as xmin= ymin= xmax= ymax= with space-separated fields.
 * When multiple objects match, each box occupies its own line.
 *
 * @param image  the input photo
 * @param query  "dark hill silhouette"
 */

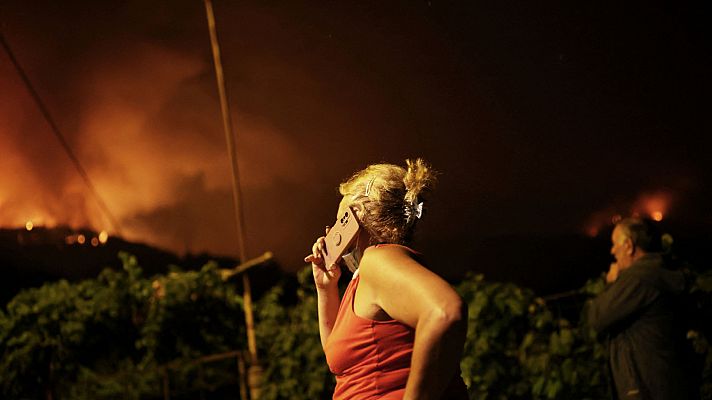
xmin=2 ymin=223 xmax=707 ymax=308
xmin=0 ymin=226 xmax=285 ymax=306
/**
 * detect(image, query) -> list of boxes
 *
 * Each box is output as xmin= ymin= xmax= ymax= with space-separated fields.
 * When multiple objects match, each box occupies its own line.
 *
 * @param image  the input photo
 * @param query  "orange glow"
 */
xmin=25 ymin=221 xmax=33 ymax=231
xmin=65 ymin=235 xmax=76 ymax=245
xmin=0 ymin=43 xmax=313 ymax=259
xmin=584 ymin=190 xmax=674 ymax=236
xmin=633 ymin=191 xmax=672 ymax=221
xmin=77 ymin=234 xmax=86 ymax=245
xmin=583 ymin=208 xmax=617 ymax=237
xmin=91 ymin=237 xmax=100 ymax=247
xmin=98 ymin=230 xmax=109 ymax=244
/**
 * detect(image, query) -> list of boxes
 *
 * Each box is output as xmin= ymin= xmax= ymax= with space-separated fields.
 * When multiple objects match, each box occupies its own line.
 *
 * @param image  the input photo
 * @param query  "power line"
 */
xmin=0 ymin=30 xmax=122 ymax=235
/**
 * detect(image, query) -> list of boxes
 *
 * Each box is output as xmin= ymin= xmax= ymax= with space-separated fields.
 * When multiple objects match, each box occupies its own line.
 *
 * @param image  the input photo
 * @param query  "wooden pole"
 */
xmin=162 ymin=368 xmax=170 ymax=400
xmin=237 ymin=352 xmax=248 ymax=400
xmin=202 ymin=1 xmax=262 ymax=398
xmin=219 ymin=252 xmax=273 ymax=281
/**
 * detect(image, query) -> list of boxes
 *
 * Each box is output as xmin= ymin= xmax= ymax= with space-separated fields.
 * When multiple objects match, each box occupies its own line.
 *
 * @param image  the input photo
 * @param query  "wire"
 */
xmin=0 ymin=30 xmax=122 ymax=235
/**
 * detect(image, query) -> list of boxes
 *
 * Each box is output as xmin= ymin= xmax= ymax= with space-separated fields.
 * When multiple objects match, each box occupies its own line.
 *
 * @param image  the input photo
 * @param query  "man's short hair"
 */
xmin=616 ymin=217 xmax=662 ymax=253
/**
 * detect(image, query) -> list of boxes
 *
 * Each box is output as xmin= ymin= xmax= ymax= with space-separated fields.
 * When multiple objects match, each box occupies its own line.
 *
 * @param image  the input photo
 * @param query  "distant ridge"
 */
xmin=0 ymin=226 xmax=284 ymax=306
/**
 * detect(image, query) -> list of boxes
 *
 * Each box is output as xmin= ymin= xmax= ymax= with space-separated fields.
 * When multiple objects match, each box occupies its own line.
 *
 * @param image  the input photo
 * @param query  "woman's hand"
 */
xmin=307 ymin=227 xmax=343 ymax=349
xmin=304 ymin=227 xmax=341 ymax=290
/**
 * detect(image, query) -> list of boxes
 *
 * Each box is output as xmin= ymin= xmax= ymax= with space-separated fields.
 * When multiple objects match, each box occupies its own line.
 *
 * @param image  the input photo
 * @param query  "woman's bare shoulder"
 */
xmin=363 ymin=244 xmax=413 ymax=263
xmin=360 ymin=244 xmax=426 ymax=278
xmin=364 ymin=243 xmax=417 ymax=257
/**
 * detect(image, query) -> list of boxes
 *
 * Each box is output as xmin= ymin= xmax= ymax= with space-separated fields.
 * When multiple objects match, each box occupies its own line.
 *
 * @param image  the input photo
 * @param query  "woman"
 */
xmin=304 ymin=159 xmax=468 ymax=400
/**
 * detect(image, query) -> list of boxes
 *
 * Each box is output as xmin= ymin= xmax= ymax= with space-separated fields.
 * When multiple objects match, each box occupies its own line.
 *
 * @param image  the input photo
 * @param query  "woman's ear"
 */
xmin=351 ymin=203 xmax=366 ymax=221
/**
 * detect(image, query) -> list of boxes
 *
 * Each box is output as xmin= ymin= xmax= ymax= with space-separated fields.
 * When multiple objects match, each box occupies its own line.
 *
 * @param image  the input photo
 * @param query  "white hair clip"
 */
xmin=364 ymin=178 xmax=376 ymax=197
xmin=404 ymin=201 xmax=424 ymax=225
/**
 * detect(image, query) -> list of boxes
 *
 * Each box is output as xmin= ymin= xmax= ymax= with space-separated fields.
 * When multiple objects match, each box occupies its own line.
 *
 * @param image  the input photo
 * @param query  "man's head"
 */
xmin=610 ymin=217 xmax=662 ymax=270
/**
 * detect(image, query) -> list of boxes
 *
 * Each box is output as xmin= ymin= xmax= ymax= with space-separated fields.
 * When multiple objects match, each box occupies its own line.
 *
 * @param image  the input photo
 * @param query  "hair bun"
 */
xmin=403 ymin=158 xmax=436 ymax=204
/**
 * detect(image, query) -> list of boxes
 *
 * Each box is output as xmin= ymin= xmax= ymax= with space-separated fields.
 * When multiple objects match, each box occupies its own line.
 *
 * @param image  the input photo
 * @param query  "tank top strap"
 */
xmin=337 ymin=274 xmax=360 ymax=317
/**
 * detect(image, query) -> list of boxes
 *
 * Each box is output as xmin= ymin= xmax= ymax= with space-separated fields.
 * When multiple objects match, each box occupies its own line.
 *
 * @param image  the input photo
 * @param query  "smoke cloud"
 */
xmin=1 ymin=31 xmax=316 ymax=260
xmin=2 ymin=1 xmax=710 ymax=277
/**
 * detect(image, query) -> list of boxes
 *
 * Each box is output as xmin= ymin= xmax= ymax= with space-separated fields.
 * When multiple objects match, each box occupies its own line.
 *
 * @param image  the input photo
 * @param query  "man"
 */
xmin=588 ymin=217 xmax=693 ymax=399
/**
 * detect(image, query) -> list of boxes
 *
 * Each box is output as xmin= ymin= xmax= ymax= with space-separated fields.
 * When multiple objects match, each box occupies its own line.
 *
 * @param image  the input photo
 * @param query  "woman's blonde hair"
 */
xmin=338 ymin=158 xmax=437 ymax=245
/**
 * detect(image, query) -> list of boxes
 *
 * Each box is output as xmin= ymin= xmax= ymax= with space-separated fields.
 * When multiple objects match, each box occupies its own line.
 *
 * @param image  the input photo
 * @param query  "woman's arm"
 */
xmin=359 ymin=246 xmax=467 ymax=400
xmin=315 ymin=283 xmax=340 ymax=349
xmin=305 ymin=234 xmax=342 ymax=349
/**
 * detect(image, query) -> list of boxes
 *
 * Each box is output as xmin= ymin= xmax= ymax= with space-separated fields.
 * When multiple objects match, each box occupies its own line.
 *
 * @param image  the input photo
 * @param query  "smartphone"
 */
xmin=323 ymin=207 xmax=361 ymax=269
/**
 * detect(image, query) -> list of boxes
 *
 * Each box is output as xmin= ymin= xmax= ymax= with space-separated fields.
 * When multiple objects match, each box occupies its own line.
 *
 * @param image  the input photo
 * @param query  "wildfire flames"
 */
xmin=1 ymin=40 xmax=314 ymax=257
xmin=583 ymin=191 xmax=674 ymax=237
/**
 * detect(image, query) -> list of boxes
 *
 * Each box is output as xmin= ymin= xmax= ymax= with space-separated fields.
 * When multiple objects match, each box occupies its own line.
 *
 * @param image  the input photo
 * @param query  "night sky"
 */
xmin=1 ymin=2 xmax=710 ymax=283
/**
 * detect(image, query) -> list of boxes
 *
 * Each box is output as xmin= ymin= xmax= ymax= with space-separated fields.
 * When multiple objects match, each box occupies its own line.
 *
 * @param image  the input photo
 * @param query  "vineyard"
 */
xmin=2 ymin=252 xmax=711 ymax=399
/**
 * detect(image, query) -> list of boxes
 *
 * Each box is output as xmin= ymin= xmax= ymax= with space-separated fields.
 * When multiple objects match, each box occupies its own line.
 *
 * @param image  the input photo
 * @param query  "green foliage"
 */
xmin=457 ymin=274 xmax=531 ymax=398
xmin=455 ymin=269 xmax=712 ymax=400
xmin=137 ymin=256 xmax=246 ymax=366
xmin=688 ymin=269 xmax=712 ymax=400
xmin=0 ymin=271 xmax=136 ymax=398
xmin=456 ymin=274 xmax=608 ymax=400
xmin=0 ymin=252 xmax=245 ymax=399
xmin=2 ymin=255 xmax=711 ymax=400
xmin=256 ymin=267 xmax=335 ymax=400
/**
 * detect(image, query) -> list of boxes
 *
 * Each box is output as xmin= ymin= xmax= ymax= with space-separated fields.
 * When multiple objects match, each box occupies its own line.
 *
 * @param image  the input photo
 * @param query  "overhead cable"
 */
xmin=0 ymin=30 xmax=122 ymax=235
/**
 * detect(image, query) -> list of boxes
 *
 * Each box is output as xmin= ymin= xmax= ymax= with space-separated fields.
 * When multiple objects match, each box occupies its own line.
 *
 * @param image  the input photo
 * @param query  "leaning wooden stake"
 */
xmin=203 ymin=0 xmax=262 ymax=398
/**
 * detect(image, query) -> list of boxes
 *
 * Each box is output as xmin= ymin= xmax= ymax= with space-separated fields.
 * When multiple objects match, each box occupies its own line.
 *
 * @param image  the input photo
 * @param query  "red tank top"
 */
xmin=324 ymin=273 xmax=414 ymax=399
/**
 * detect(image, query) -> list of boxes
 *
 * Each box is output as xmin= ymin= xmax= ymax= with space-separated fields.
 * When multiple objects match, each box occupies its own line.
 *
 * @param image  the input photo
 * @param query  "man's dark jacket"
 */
xmin=588 ymin=253 xmax=692 ymax=400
